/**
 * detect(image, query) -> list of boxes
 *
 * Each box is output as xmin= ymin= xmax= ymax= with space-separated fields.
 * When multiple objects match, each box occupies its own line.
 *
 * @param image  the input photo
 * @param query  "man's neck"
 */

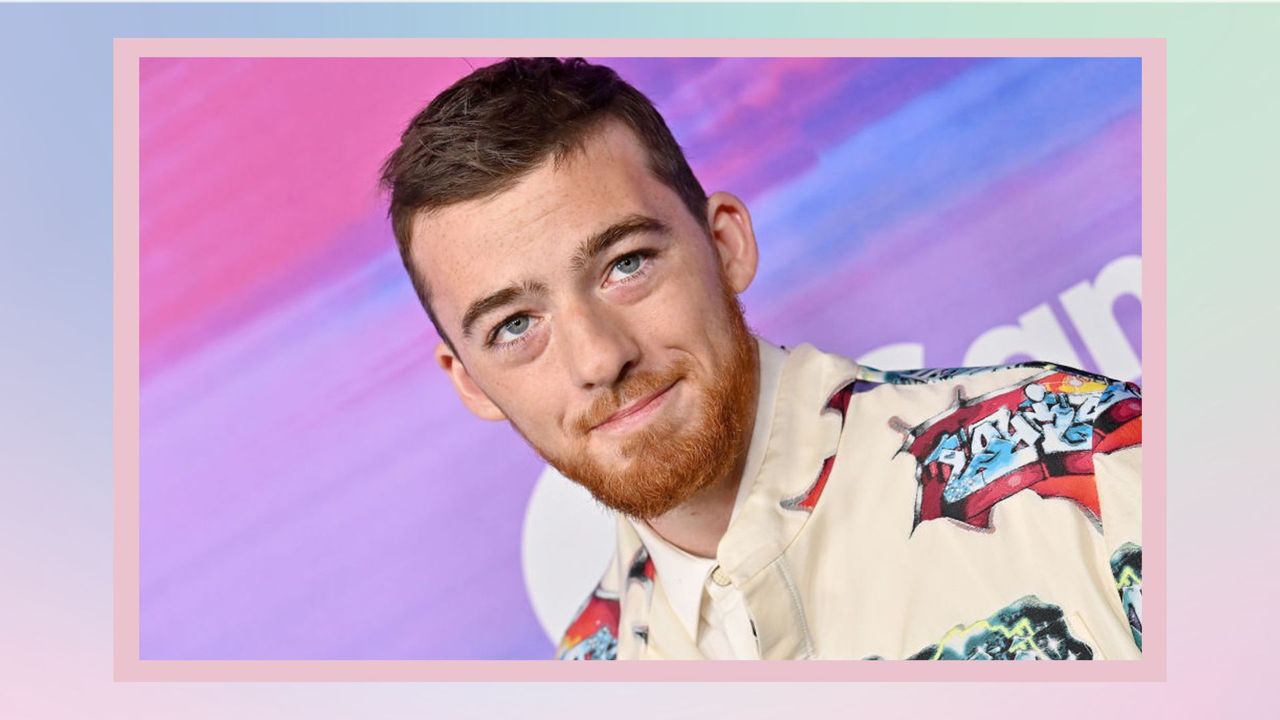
xmin=643 ymin=450 xmax=748 ymax=558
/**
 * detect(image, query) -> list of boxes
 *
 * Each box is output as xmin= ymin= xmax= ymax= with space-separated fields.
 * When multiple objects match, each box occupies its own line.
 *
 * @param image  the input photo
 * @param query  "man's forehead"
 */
xmin=425 ymin=123 xmax=653 ymax=225
xmin=408 ymin=122 xmax=672 ymax=318
xmin=417 ymin=124 xmax=655 ymax=232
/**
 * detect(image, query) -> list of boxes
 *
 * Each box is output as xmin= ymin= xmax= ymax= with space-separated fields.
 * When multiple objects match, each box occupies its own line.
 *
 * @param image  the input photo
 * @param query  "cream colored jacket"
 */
xmin=558 ymin=343 xmax=1142 ymax=661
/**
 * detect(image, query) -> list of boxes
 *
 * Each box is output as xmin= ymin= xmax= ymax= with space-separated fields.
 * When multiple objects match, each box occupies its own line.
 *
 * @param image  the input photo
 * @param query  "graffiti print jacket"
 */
xmin=558 ymin=343 xmax=1143 ymax=661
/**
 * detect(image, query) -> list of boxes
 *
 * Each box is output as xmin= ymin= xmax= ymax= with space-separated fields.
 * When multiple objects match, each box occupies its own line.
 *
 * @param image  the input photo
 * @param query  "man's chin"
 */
xmin=546 ymin=449 xmax=691 ymax=519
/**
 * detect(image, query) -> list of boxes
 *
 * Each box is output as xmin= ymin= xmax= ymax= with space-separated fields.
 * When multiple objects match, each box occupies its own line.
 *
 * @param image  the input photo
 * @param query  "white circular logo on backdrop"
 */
xmin=521 ymin=464 xmax=618 ymax=645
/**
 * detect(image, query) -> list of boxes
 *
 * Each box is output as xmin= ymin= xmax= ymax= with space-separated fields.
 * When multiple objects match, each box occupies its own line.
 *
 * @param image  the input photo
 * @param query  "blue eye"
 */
xmin=606 ymin=252 xmax=652 ymax=284
xmin=614 ymin=254 xmax=642 ymax=275
xmin=493 ymin=315 xmax=532 ymax=344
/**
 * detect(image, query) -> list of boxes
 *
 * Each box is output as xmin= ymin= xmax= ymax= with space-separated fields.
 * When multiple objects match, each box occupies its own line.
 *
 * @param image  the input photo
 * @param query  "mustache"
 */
xmin=572 ymin=359 xmax=691 ymax=435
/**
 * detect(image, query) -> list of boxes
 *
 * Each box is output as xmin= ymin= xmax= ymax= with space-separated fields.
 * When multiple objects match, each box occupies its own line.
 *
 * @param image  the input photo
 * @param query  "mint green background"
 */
xmin=2 ymin=3 xmax=1276 ymax=717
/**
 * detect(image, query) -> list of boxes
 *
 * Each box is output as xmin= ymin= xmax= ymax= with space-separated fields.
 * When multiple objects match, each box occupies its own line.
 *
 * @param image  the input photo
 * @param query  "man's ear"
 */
xmin=705 ymin=191 xmax=760 ymax=294
xmin=435 ymin=342 xmax=508 ymax=421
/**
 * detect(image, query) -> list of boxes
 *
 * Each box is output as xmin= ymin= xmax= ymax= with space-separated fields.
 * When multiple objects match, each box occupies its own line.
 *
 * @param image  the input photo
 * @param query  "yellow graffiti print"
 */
xmin=1115 ymin=565 xmax=1141 ymax=590
xmin=929 ymin=616 xmax=1037 ymax=660
xmin=1057 ymin=378 xmax=1109 ymax=394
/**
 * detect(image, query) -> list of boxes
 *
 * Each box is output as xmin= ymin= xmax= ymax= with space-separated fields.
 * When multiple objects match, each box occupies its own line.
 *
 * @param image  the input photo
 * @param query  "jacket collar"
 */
xmin=614 ymin=341 xmax=861 ymax=658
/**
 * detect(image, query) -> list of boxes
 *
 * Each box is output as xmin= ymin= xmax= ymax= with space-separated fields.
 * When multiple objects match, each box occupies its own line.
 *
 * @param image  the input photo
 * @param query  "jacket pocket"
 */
xmin=1068 ymin=611 xmax=1108 ymax=660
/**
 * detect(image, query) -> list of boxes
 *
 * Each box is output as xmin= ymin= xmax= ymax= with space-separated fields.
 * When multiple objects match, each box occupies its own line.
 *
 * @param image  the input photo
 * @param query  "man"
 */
xmin=380 ymin=57 xmax=1143 ymax=660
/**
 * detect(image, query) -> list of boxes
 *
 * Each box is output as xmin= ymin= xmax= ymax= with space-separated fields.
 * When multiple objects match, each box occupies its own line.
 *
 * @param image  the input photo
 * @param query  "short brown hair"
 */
xmin=379 ymin=57 xmax=709 ymax=352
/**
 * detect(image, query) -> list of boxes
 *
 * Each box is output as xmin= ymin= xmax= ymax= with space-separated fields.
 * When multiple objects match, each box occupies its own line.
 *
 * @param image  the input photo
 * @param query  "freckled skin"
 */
xmin=410 ymin=119 xmax=761 ymax=541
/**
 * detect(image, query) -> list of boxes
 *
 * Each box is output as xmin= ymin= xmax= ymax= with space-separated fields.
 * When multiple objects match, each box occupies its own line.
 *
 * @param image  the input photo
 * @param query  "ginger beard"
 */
xmin=521 ymin=279 xmax=759 ymax=519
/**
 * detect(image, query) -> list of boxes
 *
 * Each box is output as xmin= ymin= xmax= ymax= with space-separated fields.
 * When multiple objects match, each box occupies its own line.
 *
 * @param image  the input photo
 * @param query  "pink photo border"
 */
xmin=114 ymin=37 xmax=1166 ymax=682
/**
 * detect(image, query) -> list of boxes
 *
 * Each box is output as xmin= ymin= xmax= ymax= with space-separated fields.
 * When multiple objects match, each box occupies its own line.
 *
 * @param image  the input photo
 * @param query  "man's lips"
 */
xmin=591 ymin=380 xmax=679 ymax=433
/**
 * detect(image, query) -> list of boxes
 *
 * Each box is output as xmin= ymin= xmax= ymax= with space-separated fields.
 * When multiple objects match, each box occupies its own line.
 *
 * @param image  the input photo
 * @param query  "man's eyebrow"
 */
xmin=569 ymin=214 xmax=670 ymax=273
xmin=460 ymin=279 xmax=549 ymax=341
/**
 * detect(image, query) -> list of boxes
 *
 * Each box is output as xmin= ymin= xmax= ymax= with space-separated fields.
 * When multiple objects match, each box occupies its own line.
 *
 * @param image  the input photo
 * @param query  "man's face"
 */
xmin=409 ymin=120 xmax=760 ymax=519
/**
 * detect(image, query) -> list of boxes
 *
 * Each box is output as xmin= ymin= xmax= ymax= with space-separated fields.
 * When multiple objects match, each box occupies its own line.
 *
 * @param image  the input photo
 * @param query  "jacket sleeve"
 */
xmin=1093 ymin=383 xmax=1143 ymax=651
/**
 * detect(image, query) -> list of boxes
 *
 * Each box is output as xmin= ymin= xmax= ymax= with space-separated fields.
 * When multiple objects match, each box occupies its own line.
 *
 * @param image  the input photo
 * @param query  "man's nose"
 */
xmin=559 ymin=303 xmax=640 ymax=391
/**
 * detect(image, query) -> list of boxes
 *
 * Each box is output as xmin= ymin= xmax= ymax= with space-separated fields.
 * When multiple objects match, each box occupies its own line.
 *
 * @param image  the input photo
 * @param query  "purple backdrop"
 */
xmin=138 ymin=57 xmax=1142 ymax=659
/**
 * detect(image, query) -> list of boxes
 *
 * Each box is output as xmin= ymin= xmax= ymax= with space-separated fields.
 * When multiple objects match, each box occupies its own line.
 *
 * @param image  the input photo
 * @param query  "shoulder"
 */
xmin=852 ymin=360 xmax=1142 ymax=447
xmin=852 ymin=360 xmax=1139 ymax=397
xmin=780 ymin=345 xmax=1140 ymax=417
xmin=847 ymin=361 xmax=1140 ymax=424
